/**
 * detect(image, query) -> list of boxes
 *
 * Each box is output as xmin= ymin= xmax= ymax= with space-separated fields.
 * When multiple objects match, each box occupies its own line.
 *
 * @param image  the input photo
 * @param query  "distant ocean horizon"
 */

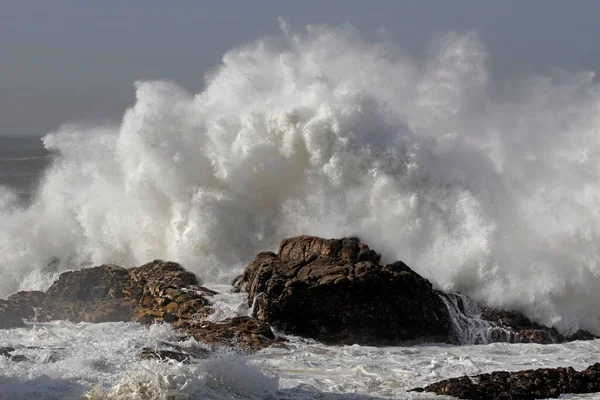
xmin=0 ymin=136 xmax=52 ymax=204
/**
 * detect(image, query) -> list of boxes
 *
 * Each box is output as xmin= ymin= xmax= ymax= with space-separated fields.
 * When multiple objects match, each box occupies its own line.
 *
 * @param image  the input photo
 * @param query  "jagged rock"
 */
xmin=33 ymin=261 xmax=213 ymax=325
xmin=413 ymin=363 xmax=600 ymax=400
xmin=233 ymin=235 xmax=452 ymax=345
xmin=174 ymin=316 xmax=285 ymax=352
xmin=0 ymin=260 xmax=281 ymax=352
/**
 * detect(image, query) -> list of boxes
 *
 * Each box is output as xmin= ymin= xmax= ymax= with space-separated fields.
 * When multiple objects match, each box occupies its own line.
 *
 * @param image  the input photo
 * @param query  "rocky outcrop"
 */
xmin=413 ymin=363 xmax=600 ymax=400
xmin=233 ymin=236 xmax=452 ymax=344
xmin=234 ymin=236 xmax=598 ymax=346
xmin=2 ymin=236 xmax=596 ymax=351
xmin=0 ymin=260 xmax=279 ymax=352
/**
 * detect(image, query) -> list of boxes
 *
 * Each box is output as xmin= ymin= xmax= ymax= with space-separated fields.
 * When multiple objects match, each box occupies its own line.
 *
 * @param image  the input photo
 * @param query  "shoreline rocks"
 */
xmin=0 ymin=235 xmax=597 ymax=353
xmin=233 ymin=235 xmax=598 ymax=346
xmin=412 ymin=363 xmax=600 ymax=400
xmin=0 ymin=260 xmax=280 ymax=352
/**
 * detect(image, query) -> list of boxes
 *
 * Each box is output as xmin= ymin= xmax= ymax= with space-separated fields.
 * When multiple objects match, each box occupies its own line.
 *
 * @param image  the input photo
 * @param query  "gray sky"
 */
xmin=1 ymin=1 xmax=599 ymax=136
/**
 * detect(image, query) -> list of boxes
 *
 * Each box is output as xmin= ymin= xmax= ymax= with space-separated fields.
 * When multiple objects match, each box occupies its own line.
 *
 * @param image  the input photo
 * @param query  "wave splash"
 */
xmin=2 ymin=22 xmax=600 ymax=334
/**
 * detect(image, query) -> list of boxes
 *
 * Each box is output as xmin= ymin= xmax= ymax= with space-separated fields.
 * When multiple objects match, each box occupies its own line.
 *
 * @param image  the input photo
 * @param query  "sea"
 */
xmin=2 ymin=24 xmax=600 ymax=399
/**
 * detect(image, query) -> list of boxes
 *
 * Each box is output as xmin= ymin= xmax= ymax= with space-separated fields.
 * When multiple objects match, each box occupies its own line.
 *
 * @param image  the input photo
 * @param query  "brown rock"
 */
xmin=0 ymin=259 xmax=280 ymax=353
xmin=414 ymin=363 xmax=600 ymax=400
xmin=233 ymin=236 xmax=451 ymax=345
xmin=175 ymin=316 xmax=284 ymax=353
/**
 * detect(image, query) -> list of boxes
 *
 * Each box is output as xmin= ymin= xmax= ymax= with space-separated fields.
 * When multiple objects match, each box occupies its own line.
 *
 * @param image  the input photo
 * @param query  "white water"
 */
xmin=2 ymin=22 xmax=600 ymax=336
xmin=1 ymin=288 xmax=599 ymax=400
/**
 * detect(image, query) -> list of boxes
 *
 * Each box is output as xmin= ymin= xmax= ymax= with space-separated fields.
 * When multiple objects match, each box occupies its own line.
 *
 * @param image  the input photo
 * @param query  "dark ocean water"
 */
xmin=0 ymin=136 xmax=51 ymax=203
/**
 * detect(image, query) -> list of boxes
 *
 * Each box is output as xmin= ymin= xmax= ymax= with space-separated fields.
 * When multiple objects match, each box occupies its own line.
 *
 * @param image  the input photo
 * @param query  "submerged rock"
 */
xmin=413 ymin=363 xmax=600 ymax=400
xmin=233 ymin=235 xmax=452 ymax=344
xmin=138 ymin=348 xmax=191 ymax=363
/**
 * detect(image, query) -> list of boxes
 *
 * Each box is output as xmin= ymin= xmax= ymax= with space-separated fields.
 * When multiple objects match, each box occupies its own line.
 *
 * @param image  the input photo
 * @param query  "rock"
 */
xmin=41 ymin=265 xmax=133 ymax=323
xmin=139 ymin=348 xmax=191 ymax=363
xmin=128 ymin=260 xmax=213 ymax=325
xmin=0 ymin=259 xmax=281 ymax=352
xmin=33 ymin=260 xmax=214 ymax=325
xmin=439 ymin=292 xmax=597 ymax=345
xmin=0 ymin=291 xmax=45 ymax=328
xmin=480 ymin=308 xmax=598 ymax=344
xmin=0 ymin=347 xmax=15 ymax=357
xmin=233 ymin=235 xmax=452 ymax=345
xmin=174 ymin=316 xmax=285 ymax=352
xmin=413 ymin=363 xmax=600 ymax=400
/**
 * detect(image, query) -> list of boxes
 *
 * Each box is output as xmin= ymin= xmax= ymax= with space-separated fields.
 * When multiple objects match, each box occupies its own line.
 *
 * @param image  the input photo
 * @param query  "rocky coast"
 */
xmin=1 ymin=235 xmax=599 ymax=399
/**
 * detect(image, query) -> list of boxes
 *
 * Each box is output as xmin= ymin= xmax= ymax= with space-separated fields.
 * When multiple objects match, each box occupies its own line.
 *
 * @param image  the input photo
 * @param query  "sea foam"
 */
xmin=2 ymin=22 xmax=600 ymax=334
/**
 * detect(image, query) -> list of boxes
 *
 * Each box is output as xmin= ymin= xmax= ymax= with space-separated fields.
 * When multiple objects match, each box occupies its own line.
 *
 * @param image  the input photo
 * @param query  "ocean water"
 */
xmin=2 ymin=22 xmax=600 ymax=399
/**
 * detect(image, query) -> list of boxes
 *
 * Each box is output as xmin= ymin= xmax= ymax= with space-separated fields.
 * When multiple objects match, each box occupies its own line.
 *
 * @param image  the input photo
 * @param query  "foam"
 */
xmin=2 ymin=22 xmax=600 ymax=334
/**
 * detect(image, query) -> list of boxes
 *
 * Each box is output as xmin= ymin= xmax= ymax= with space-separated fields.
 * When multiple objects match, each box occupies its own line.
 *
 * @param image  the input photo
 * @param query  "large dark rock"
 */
xmin=413 ymin=363 xmax=600 ymax=400
xmin=0 ymin=291 xmax=45 ymax=328
xmin=233 ymin=235 xmax=452 ymax=344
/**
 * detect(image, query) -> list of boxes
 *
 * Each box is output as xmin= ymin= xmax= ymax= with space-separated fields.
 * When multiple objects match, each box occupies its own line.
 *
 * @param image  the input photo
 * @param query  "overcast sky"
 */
xmin=1 ymin=1 xmax=599 ymax=136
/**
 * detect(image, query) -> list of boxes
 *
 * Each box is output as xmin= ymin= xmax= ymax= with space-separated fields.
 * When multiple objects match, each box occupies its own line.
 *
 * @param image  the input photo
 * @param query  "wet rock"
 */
xmin=414 ymin=363 xmax=600 ymax=400
xmin=41 ymin=265 xmax=133 ymax=323
xmin=30 ymin=260 xmax=214 ymax=326
xmin=481 ymin=308 xmax=598 ymax=344
xmin=0 ymin=346 xmax=15 ymax=357
xmin=129 ymin=260 xmax=213 ymax=325
xmin=0 ymin=259 xmax=281 ymax=352
xmin=233 ymin=235 xmax=452 ymax=345
xmin=175 ymin=316 xmax=285 ymax=352
xmin=139 ymin=348 xmax=190 ymax=363
xmin=0 ymin=291 xmax=45 ymax=328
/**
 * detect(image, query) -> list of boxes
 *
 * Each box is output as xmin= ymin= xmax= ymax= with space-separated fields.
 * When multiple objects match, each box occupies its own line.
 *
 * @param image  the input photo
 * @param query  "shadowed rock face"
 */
xmin=0 ymin=291 xmax=45 ymax=328
xmin=413 ymin=363 xmax=600 ymax=400
xmin=233 ymin=235 xmax=452 ymax=345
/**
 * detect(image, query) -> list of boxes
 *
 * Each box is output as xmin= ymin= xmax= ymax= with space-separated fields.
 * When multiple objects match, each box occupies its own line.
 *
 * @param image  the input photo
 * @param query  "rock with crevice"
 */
xmin=413 ymin=363 xmax=600 ymax=400
xmin=233 ymin=235 xmax=452 ymax=345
